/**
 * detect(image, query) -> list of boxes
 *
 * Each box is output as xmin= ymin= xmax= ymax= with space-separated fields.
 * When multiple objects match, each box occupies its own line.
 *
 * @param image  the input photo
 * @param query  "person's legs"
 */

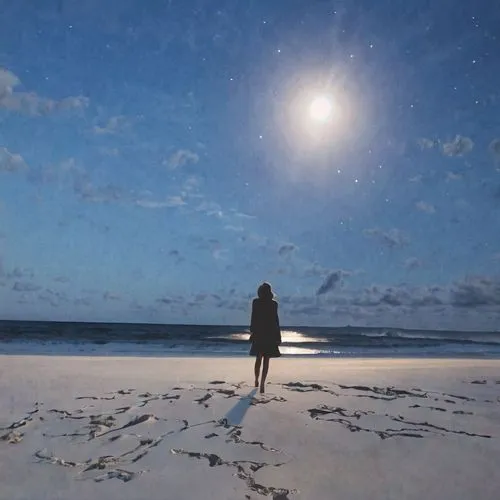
xmin=254 ymin=354 xmax=262 ymax=387
xmin=260 ymin=356 xmax=270 ymax=393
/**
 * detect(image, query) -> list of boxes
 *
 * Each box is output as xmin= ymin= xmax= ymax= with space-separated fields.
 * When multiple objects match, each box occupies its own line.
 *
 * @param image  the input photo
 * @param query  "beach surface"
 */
xmin=1 ymin=356 xmax=499 ymax=499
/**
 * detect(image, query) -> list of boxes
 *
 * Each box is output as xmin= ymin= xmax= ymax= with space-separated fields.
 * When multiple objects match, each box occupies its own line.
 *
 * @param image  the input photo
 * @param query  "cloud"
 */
xmin=99 ymin=147 xmax=120 ymax=157
xmin=33 ymin=158 xmax=190 ymax=209
xmin=164 ymin=149 xmax=199 ymax=169
xmin=7 ymin=267 xmax=34 ymax=279
xmin=363 ymin=228 xmax=409 ymax=248
xmin=341 ymin=278 xmax=500 ymax=311
xmin=195 ymin=200 xmax=223 ymax=218
xmin=403 ymin=257 xmax=422 ymax=271
xmin=0 ymin=147 xmax=28 ymax=172
xmin=168 ymin=249 xmax=184 ymax=264
xmin=93 ymin=115 xmax=130 ymax=135
xmin=54 ymin=276 xmax=70 ymax=283
xmin=192 ymin=236 xmax=219 ymax=249
xmin=489 ymin=138 xmax=500 ymax=157
xmin=379 ymin=291 xmax=404 ymax=306
xmin=408 ymin=175 xmax=422 ymax=183
xmin=278 ymin=244 xmax=297 ymax=257
xmin=192 ymin=237 xmax=226 ymax=261
xmin=216 ymin=298 xmax=248 ymax=312
xmin=290 ymin=305 xmax=325 ymax=316
xmin=415 ymin=201 xmax=436 ymax=214
xmin=212 ymin=248 xmax=229 ymax=260
xmin=31 ymin=158 xmax=125 ymax=204
xmin=446 ymin=171 xmax=462 ymax=181
xmin=29 ymin=157 xmax=80 ymax=186
xmin=442 ymin=135 xmax=474 ymax=157
xmin=347 ymin=284 xmax=446 ymax=309
xmin=135 ymin=196 xmax=186 ymax=209
xmin=74 ymin=179 xmax=125 ymax=204
xmin=180 ymin=175 xmax=203 ymax=196
xmin=417 ymin=138 xmax=438 ymax=150
xmin=450 ymin=276 xmax=500 ymax=308
xmin=38 ymin=288 xmax=68 ymax=307
xmin=74 ymin=297 xmax=92 ymax=307
xmin=0 ymin=68 xmax=19 ymax=98
xmin=316 ymin=270 xmax=349 ymax=296
xmin=157 ymin=297 xmax=174 ymax=305
xmin=303 ymin=263 xmax=330 ymax=278
xmin=103 ymin=291 xmax=121 ymax=301
xmin=277 ymin=275 xmax=500 ymax=329
xmin=224 ymin=225 xmax=244 ymax=232
xmin=12 ymin=281 xmax=41 ymax=292
xmin=156 ymin=295 xmax=184 ymax=306
xmin=130 ymin=300 xmax=144 ymax=311
xmin=0 ymin=68 xmax=89 ymax=116
xmin=229 ymin=209 xmax=256 ymax=219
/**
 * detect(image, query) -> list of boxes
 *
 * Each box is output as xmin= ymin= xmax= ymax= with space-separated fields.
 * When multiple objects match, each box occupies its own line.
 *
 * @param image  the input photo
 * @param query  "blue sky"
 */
xmin=1 ymin=0 xmax=500 ymax=329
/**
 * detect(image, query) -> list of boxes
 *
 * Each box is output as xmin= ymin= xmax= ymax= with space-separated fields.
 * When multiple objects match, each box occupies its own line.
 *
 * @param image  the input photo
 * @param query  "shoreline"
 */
xmin=2 ymin=353 xmax=500 ymax=372
xmin=2 ymin=348 xmax=500 ymax=360
xmin=2 ymin=340 xmax=500 ymax=359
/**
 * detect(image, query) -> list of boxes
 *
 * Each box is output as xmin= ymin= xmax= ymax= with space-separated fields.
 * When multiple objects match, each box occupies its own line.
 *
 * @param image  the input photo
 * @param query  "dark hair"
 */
xmin=257 ymin=282 xmax=274 ymax=300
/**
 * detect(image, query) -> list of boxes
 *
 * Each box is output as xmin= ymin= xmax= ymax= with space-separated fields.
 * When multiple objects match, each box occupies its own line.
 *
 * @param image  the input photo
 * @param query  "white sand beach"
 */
xmin=1 ymin=356 xmax=499 ymax=499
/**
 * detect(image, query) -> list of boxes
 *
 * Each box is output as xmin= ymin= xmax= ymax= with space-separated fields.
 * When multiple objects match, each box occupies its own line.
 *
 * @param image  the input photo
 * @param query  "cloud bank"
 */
xmin=0 ymin=68 xmax=89 ymax=116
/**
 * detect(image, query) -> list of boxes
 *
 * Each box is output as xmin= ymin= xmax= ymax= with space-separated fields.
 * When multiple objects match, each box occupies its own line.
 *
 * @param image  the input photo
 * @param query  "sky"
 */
xmin=0 ymin=0 xmax=500 ymax=330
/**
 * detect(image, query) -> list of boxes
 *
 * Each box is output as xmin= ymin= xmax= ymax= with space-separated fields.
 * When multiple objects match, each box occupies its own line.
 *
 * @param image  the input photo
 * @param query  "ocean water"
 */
xmin=0 ymin=320 xmax=500 ymax=357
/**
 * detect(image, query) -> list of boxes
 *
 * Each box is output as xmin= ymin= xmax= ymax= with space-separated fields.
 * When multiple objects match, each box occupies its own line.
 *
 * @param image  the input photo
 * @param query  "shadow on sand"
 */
xmin=224 ymin=388 xmax=258 ymax=426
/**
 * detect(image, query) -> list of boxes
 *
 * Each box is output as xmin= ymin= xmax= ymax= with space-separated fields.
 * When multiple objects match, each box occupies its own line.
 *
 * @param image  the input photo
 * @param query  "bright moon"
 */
xmin=309 ymin=96 xmax=333 ymax=122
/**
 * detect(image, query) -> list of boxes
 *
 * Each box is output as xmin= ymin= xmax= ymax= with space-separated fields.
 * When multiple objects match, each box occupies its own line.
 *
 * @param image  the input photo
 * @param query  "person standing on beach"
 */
xmin=249 ymin=282 xmax=282 ymax=394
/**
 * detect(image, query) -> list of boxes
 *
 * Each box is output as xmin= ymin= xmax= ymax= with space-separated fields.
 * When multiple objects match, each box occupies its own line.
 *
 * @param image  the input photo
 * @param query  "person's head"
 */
xmin=257 ymin=282 xmax=274 ymax=301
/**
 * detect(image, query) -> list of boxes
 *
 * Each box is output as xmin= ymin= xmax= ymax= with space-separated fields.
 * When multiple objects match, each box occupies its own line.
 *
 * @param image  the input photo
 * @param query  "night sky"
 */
xmin=1 ymin=0 xmax=499 ymax=329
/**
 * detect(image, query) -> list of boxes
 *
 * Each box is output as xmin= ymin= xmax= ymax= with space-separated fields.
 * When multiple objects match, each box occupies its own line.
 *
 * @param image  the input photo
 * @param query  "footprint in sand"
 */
xmin=93 ymin=469 xmax=140 ymax=483
xmin=1 ymin=403 xmax=40 ymax=431
xmin=1 ymin=430 xmax=23 ymax=444
xmin=194 ymin=393 xmax=212 ymax=407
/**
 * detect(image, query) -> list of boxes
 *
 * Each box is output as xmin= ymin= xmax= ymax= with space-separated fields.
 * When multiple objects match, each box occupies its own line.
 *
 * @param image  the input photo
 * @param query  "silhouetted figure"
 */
xmin=249 ymin=282 xmax=282 ymax=393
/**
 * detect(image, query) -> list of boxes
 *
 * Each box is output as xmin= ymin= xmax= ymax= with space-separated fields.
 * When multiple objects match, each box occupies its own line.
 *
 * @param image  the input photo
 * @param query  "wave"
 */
xmin=1 ymin=320 xmax=500 ymax=357
xmin=355 ymin=329 xmax=500 ymax=345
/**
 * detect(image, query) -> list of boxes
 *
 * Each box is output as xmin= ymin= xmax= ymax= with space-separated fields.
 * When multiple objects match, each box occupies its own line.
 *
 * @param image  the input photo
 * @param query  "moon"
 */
xmin=278 ymin=79 xmax=352 ymax=152
xmin=309 ymin=96 xmax=333 ymax=122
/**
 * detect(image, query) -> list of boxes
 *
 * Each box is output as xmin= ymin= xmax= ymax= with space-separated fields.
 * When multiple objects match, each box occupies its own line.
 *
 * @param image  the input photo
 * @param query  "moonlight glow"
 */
xmin=280 ymin=82 xmax=350 ymax=151
xmin=309 ymin=96 xmax=333 ymax=122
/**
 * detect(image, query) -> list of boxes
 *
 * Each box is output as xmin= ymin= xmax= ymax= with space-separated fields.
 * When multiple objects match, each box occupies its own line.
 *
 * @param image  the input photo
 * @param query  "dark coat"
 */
xmin=249 ymin=298 xmax=281 ymax=357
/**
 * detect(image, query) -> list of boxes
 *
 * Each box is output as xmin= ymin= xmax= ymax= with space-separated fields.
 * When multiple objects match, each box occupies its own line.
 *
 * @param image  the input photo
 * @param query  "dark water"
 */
xmin=1 ymin=320 xmax=499 ymax=357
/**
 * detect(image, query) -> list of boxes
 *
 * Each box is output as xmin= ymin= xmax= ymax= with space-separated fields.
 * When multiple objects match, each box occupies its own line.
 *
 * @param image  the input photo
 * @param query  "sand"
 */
xmin=0 ymin=356 xmax=499 ymax=499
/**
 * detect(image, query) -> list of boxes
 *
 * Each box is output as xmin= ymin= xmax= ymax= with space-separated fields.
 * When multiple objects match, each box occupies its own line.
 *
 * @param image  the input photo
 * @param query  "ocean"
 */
xmin=0 ymin=320 xmax=499 ymax=357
